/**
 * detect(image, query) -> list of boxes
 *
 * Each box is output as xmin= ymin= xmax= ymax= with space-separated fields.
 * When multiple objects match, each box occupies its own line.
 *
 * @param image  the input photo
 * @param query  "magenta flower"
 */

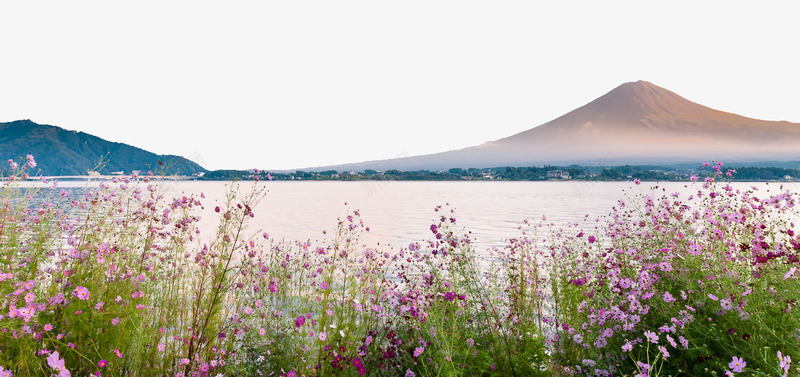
xmin=352 ymin=357 xmax=365 ymax=376
xmin=728 ymin=356 xmax=746 ymax=373
xmin=295 ymin=316 xmax=305 ymax=327
xmin=47 ymin=351 xmax=71 ymax=377
xmin=286 ymin=371 xmax=297 ymax=377
xmin=98 ymin=360 xmax=107 ymax=368
xmin=444 ymin=292 xmax=456 ymax=301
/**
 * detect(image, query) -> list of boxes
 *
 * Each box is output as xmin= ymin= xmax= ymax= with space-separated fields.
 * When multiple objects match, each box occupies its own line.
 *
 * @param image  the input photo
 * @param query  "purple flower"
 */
xmin=570 ymin=278 xmax=587 ymax=286
xmin=98 ymin=360 xmax=107 ymax=368
xmin=444 ymin=292 xmax=456 ymax=301
xmin=413 ymin=346 xmax=424 ymax=357
xmin=594 ymin=337 xmax=607 ymax=348
xmin=587 ymin=236 xmax=596 ymax=243
xmin=728 ymin=356 xmax=746 ymax=373
xmin=295 ymin=316 xmax=305 ymax=328
xmin=573 ymin=334 xmax=583 ymax=344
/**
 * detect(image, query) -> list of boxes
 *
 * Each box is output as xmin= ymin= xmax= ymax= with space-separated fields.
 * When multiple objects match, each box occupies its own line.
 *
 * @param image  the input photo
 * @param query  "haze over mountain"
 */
xmin=313 ymin=81 xmax=800 ymax=172
xmin=0 ymin=119 xmax=206 ymax=176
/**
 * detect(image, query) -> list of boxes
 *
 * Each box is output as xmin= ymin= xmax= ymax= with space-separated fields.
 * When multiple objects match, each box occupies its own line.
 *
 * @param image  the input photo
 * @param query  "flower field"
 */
xmin=0 ymin=157 xmax=797 ymax=376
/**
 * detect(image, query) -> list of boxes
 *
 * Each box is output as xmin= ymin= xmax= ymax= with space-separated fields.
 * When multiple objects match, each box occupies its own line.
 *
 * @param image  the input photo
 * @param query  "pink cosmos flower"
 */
xmin=728 ymin=356 xmax=746 ymax=373
xmin=26 ymin=155 xmax=36 ymax=168
xmin=622 ymin=342 xmax=633 ymax=352
xmin=73 ymin=286 xmax=90 ymax=301
xmin=644 ymin=331 xmax=658 ymax=343
xmin=47 ymin=351 xmax=71 ymax=377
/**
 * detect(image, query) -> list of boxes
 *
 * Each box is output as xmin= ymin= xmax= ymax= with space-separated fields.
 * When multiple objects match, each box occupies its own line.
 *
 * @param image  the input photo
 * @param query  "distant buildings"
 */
xmin=546 ymin=170 xmax=570 ymax=179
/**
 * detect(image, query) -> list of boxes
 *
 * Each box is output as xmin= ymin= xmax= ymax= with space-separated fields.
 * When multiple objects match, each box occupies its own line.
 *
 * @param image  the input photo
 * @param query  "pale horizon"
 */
xmin=2 ymin=1 xmax=799 ymax=171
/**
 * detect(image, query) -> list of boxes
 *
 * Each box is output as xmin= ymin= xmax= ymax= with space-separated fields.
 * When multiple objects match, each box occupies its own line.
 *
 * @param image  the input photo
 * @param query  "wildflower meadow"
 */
xmin=0 ymin=156 xmax=798 ymax=376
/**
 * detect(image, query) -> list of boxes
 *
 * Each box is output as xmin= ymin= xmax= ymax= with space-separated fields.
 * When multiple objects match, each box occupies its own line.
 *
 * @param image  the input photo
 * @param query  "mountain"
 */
xmin=314 ymin=81 xmax=800 ymax=171
xmin=0 ymin=119 xmax=206 ymax=176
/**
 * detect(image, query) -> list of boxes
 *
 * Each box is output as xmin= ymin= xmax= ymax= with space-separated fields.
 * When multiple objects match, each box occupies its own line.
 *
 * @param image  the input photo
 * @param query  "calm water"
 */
xmin=160 ymin=180 xmax=800 ymax=252
xmin=29 ymin=180 xmax=798 ymax=252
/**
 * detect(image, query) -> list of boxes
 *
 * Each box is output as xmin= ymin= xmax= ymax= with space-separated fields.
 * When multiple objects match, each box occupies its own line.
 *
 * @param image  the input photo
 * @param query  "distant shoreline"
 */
xmin=196 ymin=165 xmax=800 ymax=183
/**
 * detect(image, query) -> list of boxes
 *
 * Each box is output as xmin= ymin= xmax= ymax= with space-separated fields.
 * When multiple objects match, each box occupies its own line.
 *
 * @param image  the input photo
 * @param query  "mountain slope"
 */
xmin=0 ymin=119 xmax=206 ymax=176
xmin=316 ymin=81 xmax=800 ymax=171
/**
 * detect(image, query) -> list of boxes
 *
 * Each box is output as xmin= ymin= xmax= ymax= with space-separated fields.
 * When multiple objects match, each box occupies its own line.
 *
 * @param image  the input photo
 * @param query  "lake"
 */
xmin=32 ymin=179 xmax=798 ymax=254
xmin=154 ymin=180 xmax=800 ymax=253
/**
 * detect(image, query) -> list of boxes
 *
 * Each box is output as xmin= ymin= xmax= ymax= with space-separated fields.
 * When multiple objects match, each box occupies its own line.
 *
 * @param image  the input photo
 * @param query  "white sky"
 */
xmin=2 ymin=1 xmax=799 ymax=171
